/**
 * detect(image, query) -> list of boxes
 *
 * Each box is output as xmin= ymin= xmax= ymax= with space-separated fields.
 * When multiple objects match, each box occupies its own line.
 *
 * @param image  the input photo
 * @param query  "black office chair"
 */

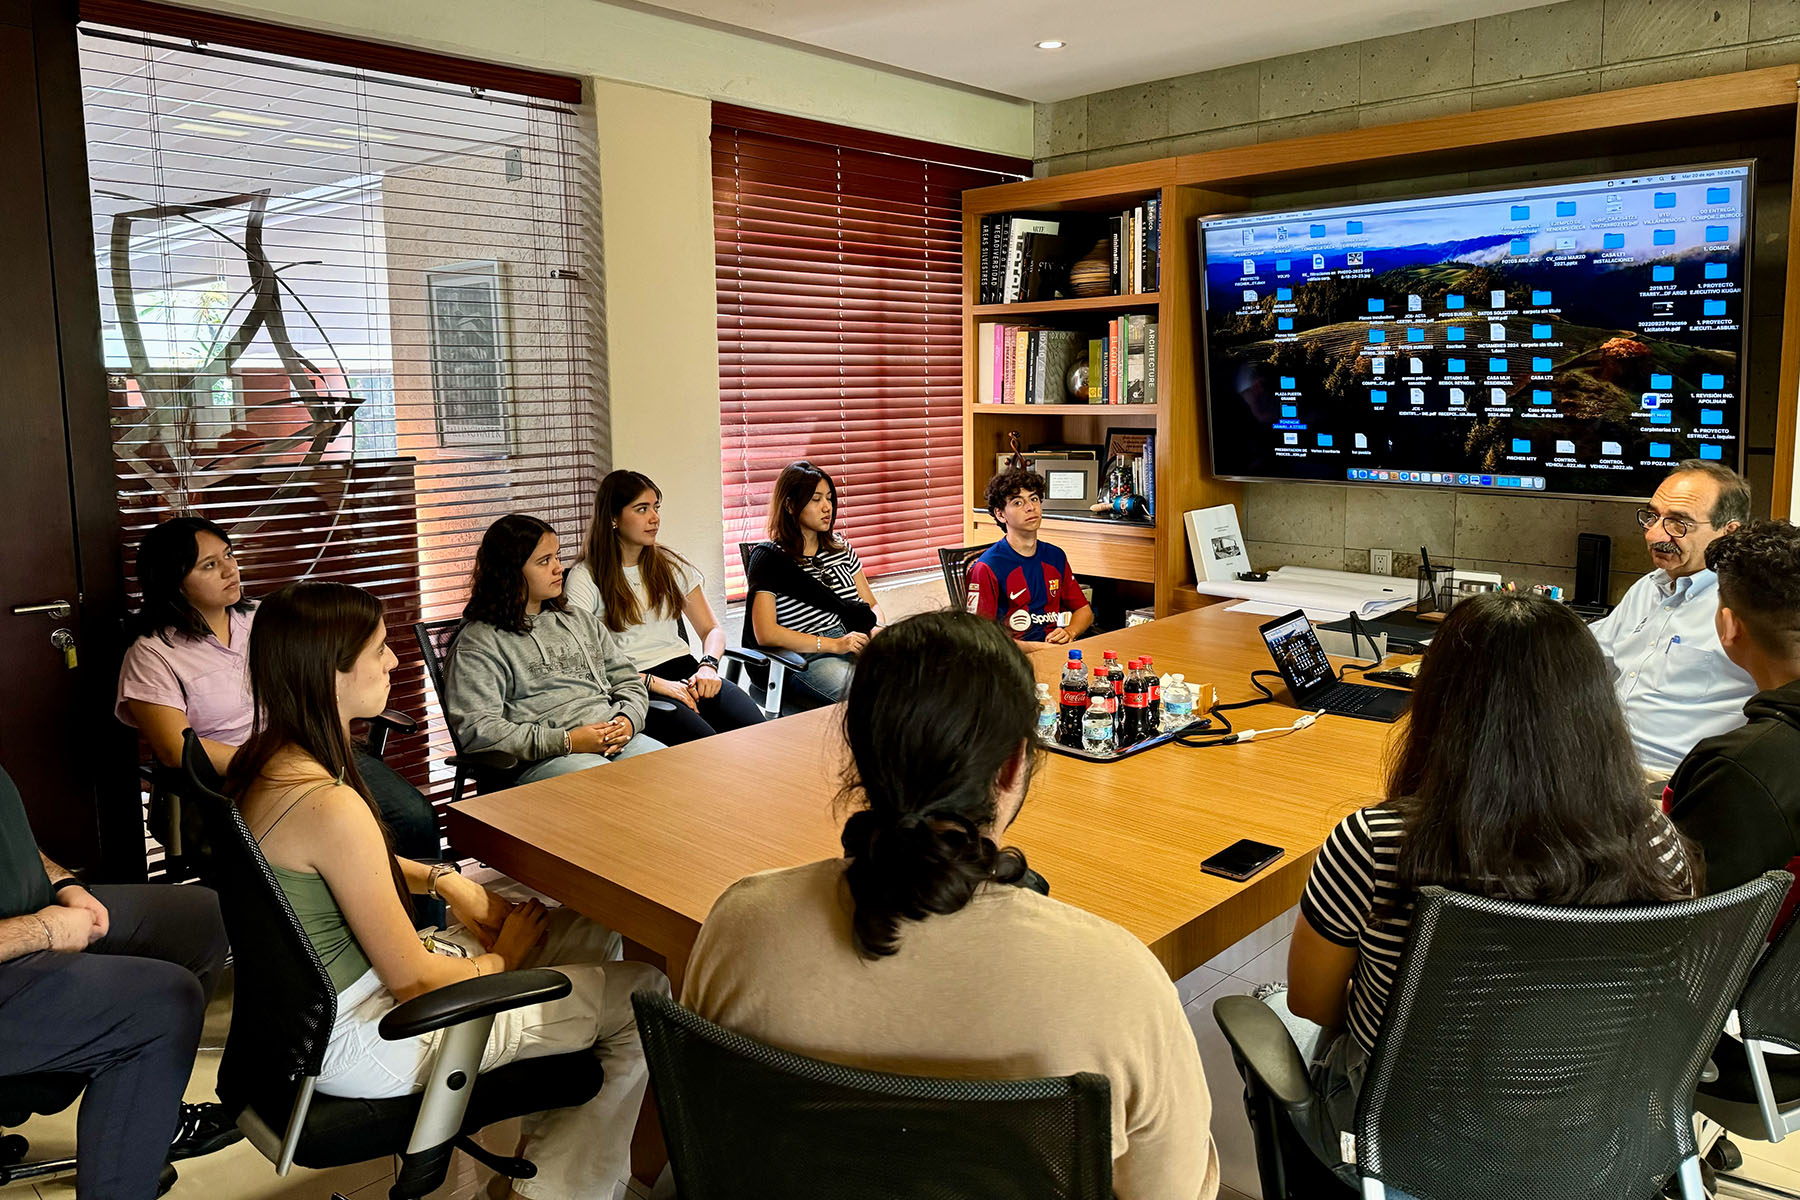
xmin=937 ymin=543 xmax=987 ymax=607
xmin=1698 ymin=899 xmax=1800 ymax=1176
xmin=413 ymin=619 xmax=527 ymax=805
xmin=632 ymin=990 xmax=1112 ymax=1199
xmin=1215 ymin=875 xmax=1789 ymax=1200
xmin=730 ymin=542 xmax=810 ymax=717
xmin=0 ymin=1073 xmax=83 ymax=1189
xmin=180 ymin=729 xmax=601 ymax=1198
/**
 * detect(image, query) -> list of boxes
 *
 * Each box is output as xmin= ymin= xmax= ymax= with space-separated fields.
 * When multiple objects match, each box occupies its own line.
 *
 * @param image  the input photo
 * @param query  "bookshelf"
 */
xmin=962 ymin=63 xmax=1800 ymax=616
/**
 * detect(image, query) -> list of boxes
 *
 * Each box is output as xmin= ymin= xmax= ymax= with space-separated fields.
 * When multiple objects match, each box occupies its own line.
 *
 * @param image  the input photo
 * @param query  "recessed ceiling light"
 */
xmin=172 ymin=121 xmax=248 ymax=136
xmin=1036 ymin=39 xmax=1066 ymax=50
xmin=211 ymin=109 xmax=290 ymax=126
xmin=330 ymin=127 xmax=400 ymax=141
xmin=286 ymin=137 xmax=354 ymax=149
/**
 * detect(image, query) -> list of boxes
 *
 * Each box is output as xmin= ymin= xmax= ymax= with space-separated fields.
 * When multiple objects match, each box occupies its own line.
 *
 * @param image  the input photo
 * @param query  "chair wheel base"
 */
xmin=0 ymin=1133 xmax=26 ymax=1165
xmin=1706 ymin=1136 xmax=1743 ymax=1172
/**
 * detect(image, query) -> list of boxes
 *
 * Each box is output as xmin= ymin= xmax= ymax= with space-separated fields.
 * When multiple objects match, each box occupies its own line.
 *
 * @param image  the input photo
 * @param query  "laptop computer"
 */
xmin=1258 ymin=610 xmax=1411 ymax=723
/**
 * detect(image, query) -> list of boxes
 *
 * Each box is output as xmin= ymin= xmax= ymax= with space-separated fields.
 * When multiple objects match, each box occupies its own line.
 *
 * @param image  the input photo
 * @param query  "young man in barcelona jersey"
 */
xmin=967 ymin=468 xmax=1094 ymax=651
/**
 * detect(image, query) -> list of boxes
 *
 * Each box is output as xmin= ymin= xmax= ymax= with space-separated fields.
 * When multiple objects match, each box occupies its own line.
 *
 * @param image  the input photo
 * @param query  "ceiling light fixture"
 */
xmin=1036 ymin=39 xmax=1066 ymax=50
xmin=286 ymin=137 xmax=354 ymax=149
xmin=330 ymin=127 xmax=399 ymax=141
xmin=211 ymin=109 xmax=291 ymax=126
xmin=172 ymin=121 xmax=248 ymax=136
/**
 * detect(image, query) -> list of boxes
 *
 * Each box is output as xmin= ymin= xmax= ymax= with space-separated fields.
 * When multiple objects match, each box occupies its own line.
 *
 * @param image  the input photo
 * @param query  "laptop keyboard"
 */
xmin=1316 ymin=682 xmax=1382 ymax=712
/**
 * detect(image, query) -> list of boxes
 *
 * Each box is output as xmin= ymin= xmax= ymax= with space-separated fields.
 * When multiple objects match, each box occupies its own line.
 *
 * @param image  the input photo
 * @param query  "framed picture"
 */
xmin=425 ymin=260 xmax=510 ymax=449
xmin=992 ymin=452 xmax=1100 ymax=511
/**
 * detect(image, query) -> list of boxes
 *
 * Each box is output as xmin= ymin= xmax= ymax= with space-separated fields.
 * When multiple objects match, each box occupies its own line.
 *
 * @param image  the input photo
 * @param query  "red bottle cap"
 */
xmin=1103 ymin=650 xmax=1118 ymax=661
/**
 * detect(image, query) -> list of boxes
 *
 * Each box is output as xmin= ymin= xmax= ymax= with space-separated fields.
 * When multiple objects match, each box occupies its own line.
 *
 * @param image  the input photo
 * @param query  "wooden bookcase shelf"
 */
xmin=963 ymin=63 xmax=1800 ymax=616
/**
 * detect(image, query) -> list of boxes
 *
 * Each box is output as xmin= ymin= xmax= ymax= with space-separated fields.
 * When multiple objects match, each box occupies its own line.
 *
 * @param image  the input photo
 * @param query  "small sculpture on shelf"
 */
xmin=1067 ymin=236 xmax=1113 ymax=298
xmin=1065 ymin=360 xmax=1090 ymax=402
xmin=1089 ymin=456 xmax=1148 ymax=520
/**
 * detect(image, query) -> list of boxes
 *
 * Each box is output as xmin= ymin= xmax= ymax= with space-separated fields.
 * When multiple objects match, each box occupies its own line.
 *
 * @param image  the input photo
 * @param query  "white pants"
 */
xmin=318 ymin=908 xmax=669 ymax=1200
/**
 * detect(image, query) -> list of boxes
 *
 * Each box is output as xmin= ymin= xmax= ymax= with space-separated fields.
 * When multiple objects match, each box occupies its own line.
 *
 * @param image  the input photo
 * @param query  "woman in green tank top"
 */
xmin=229 ymin=581 xmax=669 ymax=1200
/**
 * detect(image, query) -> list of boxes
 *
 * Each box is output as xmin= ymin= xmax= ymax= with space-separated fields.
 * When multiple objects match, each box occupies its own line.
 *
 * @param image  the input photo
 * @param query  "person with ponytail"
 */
xmin=563 ymin=469 xmax=764 ymax=744
xmin=682 ymin=610 xmax=1219 ymax=1199
xmin=229 ymin=581 xmax=668 ymax=1200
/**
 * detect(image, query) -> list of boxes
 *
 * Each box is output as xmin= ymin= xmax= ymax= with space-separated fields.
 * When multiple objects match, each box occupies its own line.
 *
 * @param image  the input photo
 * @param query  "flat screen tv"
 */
xmin=1197 ymin=162 xmax=1751 ymax=498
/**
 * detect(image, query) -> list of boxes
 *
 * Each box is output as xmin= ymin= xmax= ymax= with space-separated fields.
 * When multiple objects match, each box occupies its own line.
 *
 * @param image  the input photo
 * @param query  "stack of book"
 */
xmin=975 ymin=316 xmax=1157 ymax=405
xmin=977 ymin=200 xmax=1160 ymax=304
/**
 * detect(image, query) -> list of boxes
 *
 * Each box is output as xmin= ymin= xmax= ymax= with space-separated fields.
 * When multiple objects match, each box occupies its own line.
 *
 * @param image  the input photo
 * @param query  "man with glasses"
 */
xmin=1591 ymin=460 xmax=1757 ymax=775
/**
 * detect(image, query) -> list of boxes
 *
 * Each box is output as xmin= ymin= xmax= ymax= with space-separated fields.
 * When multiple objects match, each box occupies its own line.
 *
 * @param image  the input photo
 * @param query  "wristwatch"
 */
xmin=698 ymin=654 xmax=720 ymax=670
xmin=50 ymin=876 xmax=81 ymax=894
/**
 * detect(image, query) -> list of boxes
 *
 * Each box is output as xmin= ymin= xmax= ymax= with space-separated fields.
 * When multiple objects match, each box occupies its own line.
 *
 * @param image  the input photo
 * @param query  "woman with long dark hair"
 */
xmin=563 ymin=470 xmax=763 ymax=744
xmin=1266 ymin=591 xmax=1697 ymax=1183
xmin=745 ymin=460 xmax=884 ymax=704
xmin=229 ymin=581 xmax=666 ymax=1199
xmin=446 ymin=513 xmax=661 ymax=782
xmin=683 ymin=610 xmax=1219 ymax=1198
xmin=115 ymin=516 xmax=439 ymax=863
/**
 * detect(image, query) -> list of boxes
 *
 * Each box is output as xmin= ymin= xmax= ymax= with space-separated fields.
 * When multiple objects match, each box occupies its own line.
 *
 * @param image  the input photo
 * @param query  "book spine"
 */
xmin=1144 ymin=321 xmax=1158 ymax=405
xmin=1145 ymin=434 xmax=1156 ymax=518
xmin=1004 ymin=218 xmax=1024 ymax=304
xmin=980 ymin=217 xmax=995 ymax=304
xmin=1031 ymin=330 xmax=1047 ymax=403
xmin=1146 ymin=196 xmax=1161 ymax=291
xmin=1110 ymin=217 xmax=1122 ymax=294
xmin=1113 ymin=316 xmax=1124 ymax=403
xmin=1088 ymin=339 xmax=1102 ymax=404
xmin=1009 ymin=327 xmax=1026 ymax=404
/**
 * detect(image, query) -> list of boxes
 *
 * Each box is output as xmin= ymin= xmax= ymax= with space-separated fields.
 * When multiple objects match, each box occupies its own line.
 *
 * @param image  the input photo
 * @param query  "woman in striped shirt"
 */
xmin=747 ymin=461 xmax=885 ymax=704
xmin=1264 ymin=591 xmax=1696 ymax=1184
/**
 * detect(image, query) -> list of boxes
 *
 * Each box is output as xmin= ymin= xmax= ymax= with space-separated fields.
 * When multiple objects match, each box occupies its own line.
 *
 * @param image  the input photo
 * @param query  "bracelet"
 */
xmin=815 ymin=635 xmax=822 ymax=652
xmin=30 ymin=914 xmax=52 ymax=952
xmin=426 ymin=863 xmax=458 ymax=899
xmin=50 ymin=877 xmax=81 ymax=894
xmin=563 ymin=728 xmax=572 ymax=755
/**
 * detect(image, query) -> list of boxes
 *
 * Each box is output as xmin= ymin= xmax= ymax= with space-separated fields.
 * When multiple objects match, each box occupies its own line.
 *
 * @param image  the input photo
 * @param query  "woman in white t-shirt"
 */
xmin=565 ymin=470 xmax=765 ymax=745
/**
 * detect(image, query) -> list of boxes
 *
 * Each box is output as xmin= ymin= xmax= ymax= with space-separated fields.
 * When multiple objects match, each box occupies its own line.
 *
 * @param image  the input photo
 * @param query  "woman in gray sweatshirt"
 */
xmin=446 ymin=514 xmax=661 ymax=783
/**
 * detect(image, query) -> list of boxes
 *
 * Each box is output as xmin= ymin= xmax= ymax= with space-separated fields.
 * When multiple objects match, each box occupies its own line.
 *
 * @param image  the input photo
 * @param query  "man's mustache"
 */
xmin=1651 ymin=540 xmax=1680 ymax=555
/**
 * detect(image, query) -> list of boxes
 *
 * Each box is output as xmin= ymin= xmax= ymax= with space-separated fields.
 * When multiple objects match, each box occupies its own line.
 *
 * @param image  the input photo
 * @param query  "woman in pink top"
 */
xmin=115 ymin=517 xmax=439 ymax=863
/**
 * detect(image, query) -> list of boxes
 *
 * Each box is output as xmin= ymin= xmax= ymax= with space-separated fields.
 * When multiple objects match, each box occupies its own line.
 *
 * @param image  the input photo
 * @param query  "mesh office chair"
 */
xmin=413 ymin=619 xmax=527 ymax=805
xmin=632 ymin=990 xmax=1112 ymax=1200
xmin=181 ymin=730 xmax=603 ymax=1198
xmin=1698 ymin=904 xmax=1800 ymax=1167
xmin=937 ymin=544 xmax=987 ymax=607
xmin=731 ymin=542 xmax=810 ymax=717
xmin=1216 ymin=876 xmax=1788 ymax=1200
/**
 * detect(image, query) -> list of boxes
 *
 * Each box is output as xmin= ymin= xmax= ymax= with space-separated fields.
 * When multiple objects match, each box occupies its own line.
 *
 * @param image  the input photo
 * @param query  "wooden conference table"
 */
xmin=446 ymin=605 xmax=1408 ymax=993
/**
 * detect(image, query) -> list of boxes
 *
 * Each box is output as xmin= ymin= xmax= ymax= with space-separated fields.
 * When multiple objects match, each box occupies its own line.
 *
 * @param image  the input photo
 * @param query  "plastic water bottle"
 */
xmin=1082 ymin=696 xmax=1116 ymax=756
xmin=1161 ymin=674 xmax=1196 ymax=733
xmin=1035 ymin=682 xmax=1057 ymax=743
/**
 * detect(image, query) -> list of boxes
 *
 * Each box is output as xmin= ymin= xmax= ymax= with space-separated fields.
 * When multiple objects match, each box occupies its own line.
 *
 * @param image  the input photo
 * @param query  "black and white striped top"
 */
xmin=766 ymin=543 xmax=864 ymax=640
xmin=1300 ymin=805 xmax=1694 ymax=1056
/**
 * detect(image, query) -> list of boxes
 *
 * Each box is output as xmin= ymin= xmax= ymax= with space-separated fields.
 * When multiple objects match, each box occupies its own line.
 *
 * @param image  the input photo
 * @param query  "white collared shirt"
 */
xmin=1589 ymin=568 xmax=1755 ymax=774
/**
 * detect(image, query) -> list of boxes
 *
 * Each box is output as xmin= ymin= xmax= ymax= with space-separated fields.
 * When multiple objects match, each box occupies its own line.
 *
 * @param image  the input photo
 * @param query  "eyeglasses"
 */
xmin=1637 ymin=508 xmax=1714 ymax=539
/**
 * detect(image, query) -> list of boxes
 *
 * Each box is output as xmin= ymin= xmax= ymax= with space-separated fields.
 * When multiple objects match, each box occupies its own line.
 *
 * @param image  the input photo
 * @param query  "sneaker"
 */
xmin=168 ymin=1101 xmax=244 ymax=1160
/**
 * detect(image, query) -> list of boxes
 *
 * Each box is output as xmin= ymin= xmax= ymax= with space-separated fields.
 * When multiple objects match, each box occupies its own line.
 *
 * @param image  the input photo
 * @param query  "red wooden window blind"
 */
xmin=712 ymin=105 xmax=1026 ymax=595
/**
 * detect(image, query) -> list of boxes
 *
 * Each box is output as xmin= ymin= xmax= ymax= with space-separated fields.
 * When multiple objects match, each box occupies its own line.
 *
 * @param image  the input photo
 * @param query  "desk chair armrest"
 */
xmin=364 ymin=709 xmax=421 ymax=759
xmin=647 ymin=698 xmax=677 ymax=714
xmin=760 ymin=646 xmax=807 ymax=671
xmin=379 ymin=968 xmax=572 ymax=1040
xmin=1214 ymin=994 xmax=1316 ymax=1108
xmin=446 ymin=749 xmax=520 ymax=772
xmin=721 ymin=645 xmax=767 ymax=669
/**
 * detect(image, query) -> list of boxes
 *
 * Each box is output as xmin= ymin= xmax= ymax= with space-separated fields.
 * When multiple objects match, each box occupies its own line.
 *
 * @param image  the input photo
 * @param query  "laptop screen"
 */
xmin=1260 ymin=611 xmax=1334 ymax=698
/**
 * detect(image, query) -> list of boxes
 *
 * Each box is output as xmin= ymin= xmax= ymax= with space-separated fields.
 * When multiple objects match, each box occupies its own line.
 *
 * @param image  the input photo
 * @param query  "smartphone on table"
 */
xmin=1201 ymin=839 xmax=1284 ymax=881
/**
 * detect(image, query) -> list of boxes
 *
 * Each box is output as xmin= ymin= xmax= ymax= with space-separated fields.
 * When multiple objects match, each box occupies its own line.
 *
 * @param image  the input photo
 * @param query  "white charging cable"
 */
xmin=1221 ymin=712 xmax=1320 ymax=744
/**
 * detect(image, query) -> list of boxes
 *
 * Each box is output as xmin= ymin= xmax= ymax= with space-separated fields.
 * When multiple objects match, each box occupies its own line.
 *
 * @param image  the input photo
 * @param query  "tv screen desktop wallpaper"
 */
xmin=1199 ymin=165 xmax=1748 ymax=497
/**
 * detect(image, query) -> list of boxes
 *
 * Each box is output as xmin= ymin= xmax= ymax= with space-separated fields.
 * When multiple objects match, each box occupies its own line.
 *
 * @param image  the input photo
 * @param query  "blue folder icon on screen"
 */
xmin=1280 ymin=375 xmax=1296 ymax=389
xmin=1533 ymin=357 xmax=1552 ymax=372
xmin=1700 ymin=444 xmax=1724 ymax=460
xmin=1347 ymin=220 xmax=1364 ymax=234
xmin=1281 ymin=404 xmax=1297 ymax=418
xmin=1653 ymin=265 xmax=1674 ymax=282
xmin=1653 ymin=229 xmax=1676 ymax=246
xmin=1369 ymin=329 xmax=1385 ymax=343
xmin=1604 ymin=233 xmax=1626 ymax=250
xmin=1310 ymin=224 xmax=1326 ymax=237
xmin=1650 ymin=443 xmax=1672 ymax=459
xmin=1651 ymin=410 xmax=1672 ymax=425
xmin=1556 ymin=201 xmax=1577 ymax=217
xmin=1510 ymin=238 xmax=1530 ymax=255
xmin=1319 ymin=434 xmax=1334 ymax=447
xmin=1707 ymin=186 xmax=1731 ymax=204
xmin=1707 ymin=225 xmax=1729 ymax=241
xmin=1532 ymin=324 xmax=1551 ymax=338
xmin=1533 ymin=389 xmax=1553 ymax=405
xmin=1511 ymin=438 xmax=1530 ymax=453
xmin=1277 ymin=287 xmax=1293 ymax=300
xmin=1510 ymin=205 xmax=1530 ymax=220
xmin=1654 ymin=192 xmax=1676 ymax=209
xmin=1489 ymin=358 xmax=1507 ymax=372
xmin=1448 ymin=327 xmax=1465 ymax=342
xmin=1447 ymin=294 xmax=1465 ymax=309
xmin=1532 ymin=290 xmax=1551 ymax=305
xmin=1368 ymin=299 xmax=1384 ymax=312
xmin=1407 ymin=328 xmax=1424 ymax=342
xmin=1651 ymin=373 xmax=1672 ymax=389
xmin=1279 ymin=317 xmax=1294 ymax=330
xmin=1705 ymin=263 xmax=1727 ymax=280
xmin=1702 ymin=373 xmax=1725 ymax=389
xmin=1702 ymin=409 xmax=1724 ymax=426
xmin=1371 ymin=389 xmax=1388 ymax=403
xmin=1448 ymin=358 xmax=1466 ymax=372
xmin=1704 ymin=299 xmax=1727 ymax=316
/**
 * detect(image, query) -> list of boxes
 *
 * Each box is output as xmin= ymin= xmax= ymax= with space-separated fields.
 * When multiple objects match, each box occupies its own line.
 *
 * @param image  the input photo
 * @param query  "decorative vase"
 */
xmin=1065 ymin=360 xmax=1090 ymax=402
xmin=1068 ymin=237 xmax=1112 ymax=297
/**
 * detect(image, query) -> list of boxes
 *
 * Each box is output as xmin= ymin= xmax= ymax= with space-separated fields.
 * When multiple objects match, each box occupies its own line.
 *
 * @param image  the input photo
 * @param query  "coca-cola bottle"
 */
xmin=1104 ymin=651 xmax=1125 ymax=741
xmin=1141 ymin=654 xmax=1160 ymax=728
xmin=1058 ymin=656 xmax=1088 ymax=748
xmin=1122 ymin=659 xmax=1150 ymax=745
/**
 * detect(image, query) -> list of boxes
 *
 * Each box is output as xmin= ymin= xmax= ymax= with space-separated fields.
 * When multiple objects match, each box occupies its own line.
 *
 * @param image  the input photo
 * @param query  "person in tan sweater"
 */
xmin=682 ymin=610 xmax=1219 ymax=1199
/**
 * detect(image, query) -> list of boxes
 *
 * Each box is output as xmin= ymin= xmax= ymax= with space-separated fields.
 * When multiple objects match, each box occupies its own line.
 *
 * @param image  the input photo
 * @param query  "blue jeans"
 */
xmin=789 ymin=651 xmax=856 ymax=704
xmin=517 ymin=734 xmax=664 ymax=783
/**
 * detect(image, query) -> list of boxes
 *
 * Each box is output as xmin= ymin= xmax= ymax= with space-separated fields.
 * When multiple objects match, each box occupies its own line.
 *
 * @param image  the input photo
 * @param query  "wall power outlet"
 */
xmin=1370 ymin=548 xmax=1394 ymax=576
